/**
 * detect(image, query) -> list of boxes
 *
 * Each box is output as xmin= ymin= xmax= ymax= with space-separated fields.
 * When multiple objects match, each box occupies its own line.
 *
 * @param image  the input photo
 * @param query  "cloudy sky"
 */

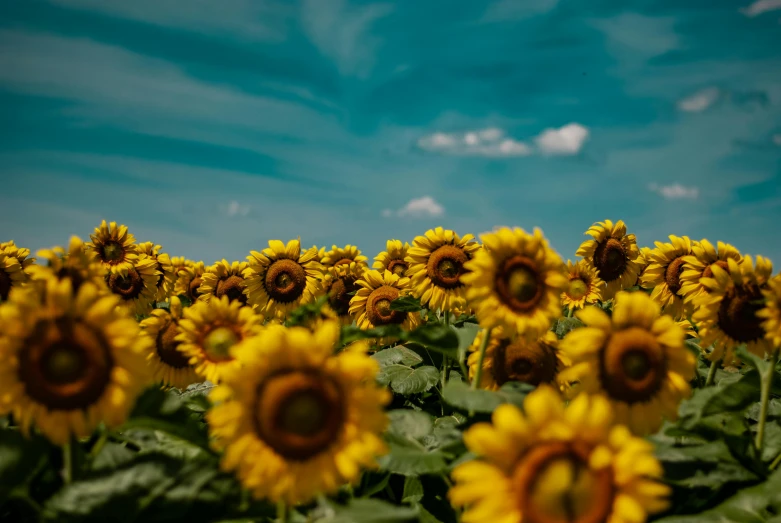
xmin=2 ymin=0 xmax=780 ymax=265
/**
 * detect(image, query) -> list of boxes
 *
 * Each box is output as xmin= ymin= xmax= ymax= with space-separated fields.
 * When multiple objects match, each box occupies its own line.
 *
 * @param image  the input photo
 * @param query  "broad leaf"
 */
xmin=371 ymin=346 xmax=424 ymax=368
xmin=378 ymin=365 xmax=440 ymax=395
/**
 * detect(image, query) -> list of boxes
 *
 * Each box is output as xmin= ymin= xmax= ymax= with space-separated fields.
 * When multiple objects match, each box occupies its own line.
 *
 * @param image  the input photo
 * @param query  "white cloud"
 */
xmin=648 ymin=183 xmax=699 ymax=199
xmin=535 ymin=123 xmax=590 ymax=155
xmin=382 ymin=196 xmax=444 ymax=218
xmin=417 ymin=128 xmax=532 ymax=157
xmin=741 ymin=0 xmax=781 ymax=17
xmin=677 ymin=87 xmax=721 ymax=112
xmin=223 ymin=200 xmax=250 ymax=217
xmin=773 ymin=134 xmax=781 ymax=146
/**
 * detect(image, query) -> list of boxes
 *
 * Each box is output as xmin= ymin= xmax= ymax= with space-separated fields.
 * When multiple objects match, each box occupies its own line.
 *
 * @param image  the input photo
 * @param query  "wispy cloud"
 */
xmin=222 ymin=201 xmax=251 ymax=217
xmin=740 ymin=0 xmax=781 ymax=17
xmin=480 ymin=0 xmax=559 ymax=22
xmin=417 ymin=128 xmax=532 ymax=157
xmin=649 ymin=183 xmax=699 ymax=199
xmin=535 ymin=123 xmax=590 ymax=156
xmin=382 ymin=196 xmax=444 ymax=218
xmin=677 ymin=87 xmax=721 ymax=112
xmin=772 ymin=134 xmax=781 ymax=146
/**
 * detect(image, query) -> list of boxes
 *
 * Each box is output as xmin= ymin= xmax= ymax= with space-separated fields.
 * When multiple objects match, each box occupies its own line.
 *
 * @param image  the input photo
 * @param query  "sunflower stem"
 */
xmin=471 ymin=328 xmax=492 ymax=391
xmin=62 ymin=441 xmax=75 ymax=484
xmin=566 ymin=307 xmax=573 ymax=318
xmin=276 ymin=500 xmax=289 ymax=523
xmin=444 ymin=310 xmax=450 ymax=325
xmin=89 ymin=428 xmax=109 ymax=460
xmin=770 ymin=450 xmax=781 ymax=471
xmin=704 ymin=359 xmax=721 ymax=387
xmin=756 ymin=348 xmax=779 ymax=457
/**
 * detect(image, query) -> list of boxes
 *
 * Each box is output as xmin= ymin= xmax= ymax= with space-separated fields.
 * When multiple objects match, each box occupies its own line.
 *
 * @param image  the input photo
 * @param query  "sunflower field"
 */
xmin=2 ymin=219 xmax=781 ymax=523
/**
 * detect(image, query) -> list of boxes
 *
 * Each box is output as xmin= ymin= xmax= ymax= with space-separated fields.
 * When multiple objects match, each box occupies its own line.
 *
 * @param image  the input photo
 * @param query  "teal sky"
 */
xmin=2 ymin=0 xmax=780 ymax=266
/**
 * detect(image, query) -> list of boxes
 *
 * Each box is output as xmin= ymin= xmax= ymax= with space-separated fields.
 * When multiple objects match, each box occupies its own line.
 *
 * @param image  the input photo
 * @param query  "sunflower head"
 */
xmin=174 ymin=261 xmax=206 ymax=302
xmin=86 ymin=220 xmax=139 ymax=276
xmin=758 ymin=274 xmax=781 ymax=348
xmin=323 ymin=264 xmax=364 ymax=325
xmin=104 ymin=254 xmax=159 ymax=316
xmin=679 ymin=239 xmax=742 ymax=306
xmin=321 ymin=244 xmax=369 ymax=273
xmin=29 ymin=236 xmax=108 ymax=296
xmin=576 ymin=220 xmax=641 ymax=300
xmin=207 ymin=321 xmax=390 ymax=505
xmin=448 ymin=385 xmax=670 ymax=523
xmin=349 ymin=269 xmax=421 ymax=345
xmin=1 ymin=248 xmax=30 ymax=302
xmin=198 ymin=260 xmax=250 ymax=305
xmin=138 ymin=242 xmax=175 ymax=301
xmin=639 ymin=235 xmax=695 ymax=319
xmin=634 ymin=246 xmax=653 ymax=286
xmin=373 ymin=239 xmax=411 ymax=277
xmin=561 ymin=259 xmax=603 ymax=312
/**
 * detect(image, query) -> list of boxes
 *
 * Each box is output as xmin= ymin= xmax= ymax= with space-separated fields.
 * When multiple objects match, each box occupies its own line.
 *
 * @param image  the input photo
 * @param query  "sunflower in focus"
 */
xmin=758 ymin=274 xmax=781 ymax=348
xmin=140 ymin=296 xmax=200 ymax=390
xmin=349 ymin=269 xmax=421 ymax=345
xmin=561 ymin=259 xmax=603 ymax=312
xmin=321 ymin=244 xmax=369 ymax=273
xmin=0 ymin=279 xmax=150 ymax=445
xmin=679 ymin=239 xmax=742 ymax=306
xmin=693 ymin=255 xmax=773 ymax=364
xmin=138 ymin=242 xmax=175 ymax=301
xmin=560 ymin=291 xmax=696 ymax=435
xmin=323 ymin=264 xmax=364 ymax=325
xmin=86 ymin=220 xmax=138 ymax=276
xmin=207 ymin=321 xmax=389 ymax=505
xmin=28 ymin=236 xmax=106 ymax=294
xmin=104 ymin=255 xmax=159 ymax=316
xmin=199 ymin=260 xmax=250 ymax=305
xmin=640 ymin=235 xmax=695 ymax=319
xmin=406 ymin=227 xmax=480 ymax=314
xmin=448 ymin=386 xmax=670 ymax=523
xmin=634 ymin=246 xmax=653 ymax=287
xmin=373 ymin=240 xmax=411 ymax=277
xmin=174 ymin=261 xmax=206 ymax=302
xmin=577 ymin=219 xmax=641 ymax=300
xmin=462 ymin=227 xmax=566 ymax=341
xmin=467 ymin=327 xmax=569 ymax=392
xmin=176 ymin=295 xmax=263 ymax=383
xmin=244 ymin=239 xmax=323 ymax=321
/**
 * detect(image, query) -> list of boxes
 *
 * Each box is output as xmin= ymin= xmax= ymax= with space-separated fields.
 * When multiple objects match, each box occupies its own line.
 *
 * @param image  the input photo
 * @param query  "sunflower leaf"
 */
xmin=371 ymin=346 xmax=424 ymax=368
xmin=441 ymin=381 xmax=503 ymax=413
xmin=402 ymin=324 xmax=459 ymax=354
xmin=377 ymin=444 xmax=449 ymax=476
xmin=386 ymin=410 xmax=435 ymax=442
xmin=123 ymin=388 xmax=209 ymax=450
xmin=553 ymin=317 xmax=585 ymax=338
xmin=378 ymin=365 xmax=440 ymax=395
xmin=389 ymin=296 xmax=423 ymax=313
xmin=401 ymin=477 xmax=424 ymax=504
xmin=323 ymin=498 xmax=419 ymax=522
xmin=0 ymin=427 xmax=52 ymax=504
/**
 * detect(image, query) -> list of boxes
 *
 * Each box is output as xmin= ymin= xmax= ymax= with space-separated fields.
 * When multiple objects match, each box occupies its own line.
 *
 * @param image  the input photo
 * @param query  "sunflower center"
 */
xmin=514 ymin=442 xmax=614 ymax=523
xmin=492 ymin=339 xmax=559 ymax=386
xmin=718 ymin=284 xmax=765 ymax=343
xmin=600 ymin=327 xmax=666 ymax=403
xmin=202 ymin=326 xmax=238 ymax=362
xmin=0 ymin=269 xmax=11 ymax=300
xmin=567 ymin=279 xmax=588 ymax=300
xmin=265 ymin=259 xmax=307 ymax=303
xmin=107 ymin=269 xmax=144 ymax=299
xmin=188 ymin=276 xmax=203 ymax=300
xmin=156 ymin=320 xmax=190 ymax=369
xmin=254 ymin=370 xmax=345 ymax=461
xmin=665 ymin=257 xmax=687 ymax=295
xmin=594 ymin=238 xmax=627 ymax=282
xmin=102 ymin=241 xmax=124 ymax=263
xmin=387 ymin=259 xmax=408 ymax=277
xmin=367 ymin=286 xmax=406 ymax=326
xmin=216 ymin=275 xmax=247 ymax=305
xmin=328 ymin=275 xmax=358 ymax=316
xmin=702 ymin=260 xmax=729 ymax=280
xmin=426 ymin=245 xmax=468 ymax=289
xmin=495 ymin=256 xmax=543 ymax=312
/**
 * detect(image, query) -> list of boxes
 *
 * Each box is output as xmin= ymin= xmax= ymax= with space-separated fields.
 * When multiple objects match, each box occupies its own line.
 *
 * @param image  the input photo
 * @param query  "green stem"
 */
xmin=471 ymin=328 xmax=493 ymax=391
xmin=567 ymin=307 xmax=573 ymax=318
xmin=444 ymin=310 xmax=450 ymax=325
xmin=756 ymin=349 xmax=779 ymax=457
xmin=277 ymin=500 xmax=288 ymax=523
xmin=705 ymin=359 xmax=721 ymax=387
xmin=770 ymin=450 xmax=781 ymax=471
xmin=89 ymin=429 xmax=109 ymax=460
xmin=62 ymin=441 xmax=74 ymax=484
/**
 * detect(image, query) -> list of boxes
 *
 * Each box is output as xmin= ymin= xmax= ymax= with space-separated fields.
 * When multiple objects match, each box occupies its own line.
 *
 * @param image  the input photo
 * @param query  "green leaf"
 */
xmin=452 ymin=323 xmax=480 ymax=352
xmin=378 ymin=365 xmax=440 ymax=395
xmin=386 ymin=410 xmax=434 ymax=442
xmin=442 ymin=381 xmax=502 ymax=413
xmin=0 ymin=427 xmax=51 ymax=503
xmin=403 ymin=324 xmax=459 ymax=354
xmin=401 ymin=477 xmax=424 ymax=504
xmin=389 ymin=296 xmax=423 ymax=313
xmin=553 ymin=317 xmax=585 ymax=339
xmin=176 ymin=294 xmax=192 ymax=308
xmin=371 ymin=346 xmax=424 ymax=368
xmin=417 ymin=506 xmax=445 ymax=523
xmin=90 ymin=443 xmax=136 ymax=472
xmin=123 ymin=388 xmax=209 ymax=450
xmin=377 ymin=444 xmax=448 ymax=476
xmin=678 ymin=371 xmax=762 ymax=430
xmin=324 ymin=498 xmax=418 ymax=523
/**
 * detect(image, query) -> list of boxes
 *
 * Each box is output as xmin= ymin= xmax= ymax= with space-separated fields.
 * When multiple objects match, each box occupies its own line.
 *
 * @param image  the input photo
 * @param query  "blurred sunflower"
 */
xmin=448 ymin=386 xmax=669 ymax=523
xmin=86 ymin=220 xmax=138 ymax=276
xmin=297 ymin=301 xmax=341 ymax=331
xmin=323 ymin=264 xmax=364 ymax=325
xmin=321 ymin=244 xmax=369 ymax=273
xmin=349 ymin=269 xmax=420 ymax=345
xmin=462 ymin=227 xmax=566 ymax=341
xmin=1 ymin=240 xmax=35 ymax=272
xmin=176 ymin=295 xmax=263 ymax=383
xmin=561 ymin=259 xmax=603 ymax=313
xmin=207 ymin=321 xmax=389 ymax=505
xmin=29 ymin=236 xmax=106 ymax=294
xmin=174 ymin=261 xmax=206 ymax=302
xmin=758 ymin=274 xmax=781 ymax=348
xmin=676 ymin=319 xmax=697 ymax=339
xmin=640 ymin=235 xmax=695 ymax=320
xmin=0 ymin=279 xmax=150 ymax=445
xmin=104 ymin=254 xmax=159 ymax=316
xmin=693 ymin=255 xmax=773 ymax=364
xmin=140 ymin=296 xmax=200 ymax=390
xmin=244 ymin=239 xmax=323 ymax=321
xmin=373 ymin=240 xmax=411 ymax=277
xmin=679 ymin=240 xmax=742 ymax=307
xmin=633 ymin=246 xmax=653 ymax=287
xmin=560 ymin=291 xmax=696 ymax=435
xmin=0 ymin=250 xmax=28 ymax=302
xmin=406 ymin=227 xmax=480 ymax=314
xmin=199 ymin=260 xmax=250 ymax=305
xmin=138 ymin=242 xmax=175 ymax=301
xmin=467 ymin=327 xmax=569 ymax=392
xmin=577 ymin=219 xmax=641 ymax=300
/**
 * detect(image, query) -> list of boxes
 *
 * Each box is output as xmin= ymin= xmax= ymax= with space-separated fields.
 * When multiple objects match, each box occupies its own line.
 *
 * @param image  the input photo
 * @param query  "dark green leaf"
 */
xmin=124 ymin=388 xmax=209 ymax=450
xmin=441 ymin=381 xmax=502 ymax=413
xmin=378 ymin=365 xmax=440 ymax=395
xmin=371 ymin=346 xmax=424 ymax=368
xmin=452 ymin=323 xmax=480 ymax=352
xmin=0 ymin=427 xmax=51 ymax=503
xmin=403 ymin=324 xmax=459 ymax=354
xmin=90 ymin=443 xmax=136 ymax=472
xmin=389 ymin=296 xmax=423 ymax=313
xmin=553 ymin=317 xmax=585 ymax=339
xmin=176 ymin=294 xmax=192 ymax=308
xmin=401 ymin=477 xmax=424 ymax=504
xmin=377 ymin=444 xmax=448 ymax=476
xmin=386 ymin=410 xmax=434 ymax=442
xmin=324 ymin=498 xmax=418 ymax=522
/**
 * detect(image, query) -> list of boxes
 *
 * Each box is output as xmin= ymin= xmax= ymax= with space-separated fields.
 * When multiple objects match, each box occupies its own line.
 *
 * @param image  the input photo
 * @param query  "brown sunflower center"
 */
xmin=387 ymin=259 xmax=408 ymax=277
xmin=665 ymin=257 xmax=687 ymax=295
xmin=328 ymin=275 xmax=358 ymax=316
xmin=718 ymin=283 xmax=765 ymax=343
xmin=600 ymin=327 xmax=666 ymax=403
xmin=264 ymin=259 xmax=307 ymax=303
xmin=188 ymin=276 xmax=203 ymax=301
xmin=495 ymin=256 xmax=544 ymax=312
xmin=18 ymin=323 xmax=113 ymax=410
xmin=216 ymin=275 xmax=247 ymax=305
xmin=492 ymin=339 xmax=559 ymax=386
xmin=702 ymin=260 xmax=729 ymax=280
xmin=254 ymin=370 xmax=345 ymax=461
xmin=202 ymin=326 xmax=238 ymax=362
xmin=0 ymin=269 xmax=11 ymax=301
xmin=594 ymin=238 xmax=627 ymax=282
xmin=567 ymin=279 xmax=589 ymax=301
xmin=101 ymin=241 xmax=124 ymax=263
xmin=55 ymin=267 xmax=87 ymax=292
xmin=156 ymin=320 xmax=190 ymax=369
xmin=514 ymin=442 xmax=614 ymax=523
xmin=426 ymin=245 xmax=468 ymax=289
xmin=107 ymin=269 xmax=144 ymax=299
xmin=367 ymin=286 xmax=406 ymax=326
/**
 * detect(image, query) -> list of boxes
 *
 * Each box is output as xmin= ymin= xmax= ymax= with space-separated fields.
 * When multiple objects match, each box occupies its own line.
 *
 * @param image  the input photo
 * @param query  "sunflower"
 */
xmin=0 ymin=279 xmax=150 ymax=445
xmin=138 ymin=242 xmax=175 ymax=301
xmin=679 ymin=239 xmax=742 ymax=307
xmin=561 ymin=259 xmax=603 ymax=312
xmin=640 ymin=235 xmax=696 ymax=320
xmin=406 ymin=227 xmax=480 ymax=314
xmin=86 ymin=220 xmax=139 ymax=276
xmin=0 ymin=250 xmax=28 ymax=302
xmin=198 ymin=260 xmax=250 ymax=305
xmin=323 ymin=264 xmax=365 ymax=325
xmin=1 ymin=240 xmax=35 ymax=272
xmin=349 ymin=269 xmax=421 ymax=345
xmin=634 ymin=247 xmax=653 ymax=287
xmin=560 ymin=291 xmax=696 ymax=435
xmin=577 ymin=220 xmax=641 ymax=300
xmin=28 ymin=236 xmax=107 ymax=294
xmin=373 ymin=240 xmax=411 ymax=277
xmin=175 ymin=295 xmax=263 ymax=383
xmin=467 ymin=327 xmax=569 ymax=392
xmin=448 ymin=385 xmax=670 ymax=523
xmin=244 ymin=239 xmax=323 ymax=321
xmin=104 ymin=254 xmax=159 ymax=316
xmin=758 ymin=274 xmax=781 ymax=348
xmin=461 ymin=227 xmax=566 ymax=341
xmin=693 ymin=255 xmax=774 ymax=364
xmin=174 ymin=261 xmax=206 ymax=302
xmin=321 ymin=244 xmax=369 ymax=273
xmin=297 ymin=301 xmax=341 ymax=332
xmin=207 ymin=321 xmax=390 ymax=505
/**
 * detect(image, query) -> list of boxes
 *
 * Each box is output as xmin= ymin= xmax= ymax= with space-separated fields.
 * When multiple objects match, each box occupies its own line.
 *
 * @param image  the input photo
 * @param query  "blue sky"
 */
xmin=1 ymin=0 xmax=780 ymax=267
